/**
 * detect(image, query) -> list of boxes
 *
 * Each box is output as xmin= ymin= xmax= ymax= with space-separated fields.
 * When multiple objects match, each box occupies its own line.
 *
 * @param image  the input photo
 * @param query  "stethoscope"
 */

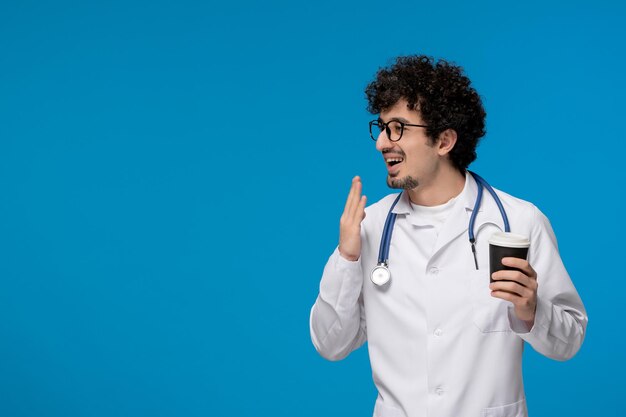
xmin=370 ymin=171 xmax=510 ymax=286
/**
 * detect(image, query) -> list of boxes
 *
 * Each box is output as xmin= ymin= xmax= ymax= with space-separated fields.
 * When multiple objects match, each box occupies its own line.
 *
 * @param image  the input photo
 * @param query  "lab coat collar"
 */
xmin=390 ymin=172 xmax=504 ymax=255
xmin=431 ymin=171 xmax=504 ymax=257
xmin=390 ymin=171 xmax=479 ymax=222
xmin=390 ymin=192 xmax=433 ymax=227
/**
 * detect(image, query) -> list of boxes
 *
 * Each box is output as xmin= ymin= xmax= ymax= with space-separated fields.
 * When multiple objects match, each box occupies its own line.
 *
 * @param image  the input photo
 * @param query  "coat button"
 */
xmin=429 ymin=267 xmax=439 ymax=275
xmin=436 ymin=387 xmax=444 ymax=396
xmin=434 ymin=328 xmax=443 ymax=337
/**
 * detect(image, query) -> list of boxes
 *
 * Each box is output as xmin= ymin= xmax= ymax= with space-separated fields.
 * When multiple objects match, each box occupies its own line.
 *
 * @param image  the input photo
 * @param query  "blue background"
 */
xmin=1 ymin=0 xmax=624 ymax=415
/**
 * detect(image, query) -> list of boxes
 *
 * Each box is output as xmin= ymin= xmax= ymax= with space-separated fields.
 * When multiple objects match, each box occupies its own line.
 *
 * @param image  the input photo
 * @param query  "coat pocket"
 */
xmin=483 ymin=398 xmax=527 ymax=417
xmin=470 ymin=270 xmax=512 ymax=333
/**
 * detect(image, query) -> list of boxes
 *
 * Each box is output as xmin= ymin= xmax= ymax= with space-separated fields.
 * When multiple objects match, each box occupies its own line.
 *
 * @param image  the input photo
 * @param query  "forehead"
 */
xmin=379 ymin=98 xmax=423 ymax=123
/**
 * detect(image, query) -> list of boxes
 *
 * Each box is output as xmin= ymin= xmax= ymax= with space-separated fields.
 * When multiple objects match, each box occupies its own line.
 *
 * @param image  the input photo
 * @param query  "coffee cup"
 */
xmin=488 ymin=232 xmax=530 ymax=283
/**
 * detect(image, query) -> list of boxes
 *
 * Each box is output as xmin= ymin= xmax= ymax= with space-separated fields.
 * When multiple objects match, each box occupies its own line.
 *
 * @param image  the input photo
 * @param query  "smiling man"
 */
xmin=309 ymin=56 xmax=587 ymax=417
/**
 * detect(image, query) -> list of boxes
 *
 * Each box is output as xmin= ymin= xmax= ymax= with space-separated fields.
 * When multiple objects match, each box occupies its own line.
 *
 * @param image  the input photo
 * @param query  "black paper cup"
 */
xmin=489 ymin=232 xmax=530 ymax=283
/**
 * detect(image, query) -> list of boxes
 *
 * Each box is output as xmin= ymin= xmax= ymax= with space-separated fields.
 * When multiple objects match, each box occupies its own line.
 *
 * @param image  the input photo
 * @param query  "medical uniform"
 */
xmin=310 ymin=172 xmax=587 ymax=417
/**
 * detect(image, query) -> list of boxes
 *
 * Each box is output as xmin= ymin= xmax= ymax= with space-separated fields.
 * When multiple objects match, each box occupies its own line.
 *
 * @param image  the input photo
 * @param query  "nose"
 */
xmin=375 ymin=128 xmax=393 ymax=152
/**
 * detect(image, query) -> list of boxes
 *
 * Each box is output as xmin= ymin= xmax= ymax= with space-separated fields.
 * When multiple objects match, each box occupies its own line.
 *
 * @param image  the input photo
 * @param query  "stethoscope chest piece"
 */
xmin=371 ymin=263 xmax=391 ymax=286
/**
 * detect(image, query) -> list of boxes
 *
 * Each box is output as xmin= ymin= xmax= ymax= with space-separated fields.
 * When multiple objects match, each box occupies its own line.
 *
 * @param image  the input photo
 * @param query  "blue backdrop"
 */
xmin=1 ymin=0 xmax=624 ymax=416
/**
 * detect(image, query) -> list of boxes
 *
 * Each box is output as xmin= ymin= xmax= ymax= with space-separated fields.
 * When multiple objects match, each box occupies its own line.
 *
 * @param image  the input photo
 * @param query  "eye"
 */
xmin=389 ymin=121 xmax=403 ymax=133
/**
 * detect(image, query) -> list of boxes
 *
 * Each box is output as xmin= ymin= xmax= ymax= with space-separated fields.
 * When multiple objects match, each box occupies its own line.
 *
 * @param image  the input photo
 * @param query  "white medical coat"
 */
xmin=310 ymin=172 xmax=587 ymax=417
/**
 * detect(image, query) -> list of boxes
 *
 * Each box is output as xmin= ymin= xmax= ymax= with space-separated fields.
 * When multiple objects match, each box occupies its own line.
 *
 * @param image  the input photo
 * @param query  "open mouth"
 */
xmin=385 ymin=157 xmax=404 ymax=168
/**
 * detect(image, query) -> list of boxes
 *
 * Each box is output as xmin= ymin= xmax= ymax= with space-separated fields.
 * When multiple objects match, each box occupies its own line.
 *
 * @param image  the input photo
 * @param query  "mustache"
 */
xmin=382 ymin=150 xmax=406 ymax=158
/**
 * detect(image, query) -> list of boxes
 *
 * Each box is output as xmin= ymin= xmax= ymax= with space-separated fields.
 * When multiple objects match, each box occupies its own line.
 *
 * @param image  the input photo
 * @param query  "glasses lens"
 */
xmin=370 ymin=121 xmax=383 ymax=140
xmin=387 ymin=121 xmax=403 ymax=141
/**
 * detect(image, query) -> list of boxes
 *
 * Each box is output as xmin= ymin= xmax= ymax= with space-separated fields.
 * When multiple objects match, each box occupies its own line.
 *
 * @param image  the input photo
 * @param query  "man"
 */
xmin=309 ymin=55 xmax=587 ymax=417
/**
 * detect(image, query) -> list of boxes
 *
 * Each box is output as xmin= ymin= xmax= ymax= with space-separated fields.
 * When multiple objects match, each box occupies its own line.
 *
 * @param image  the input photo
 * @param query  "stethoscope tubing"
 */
xmin=373 ymin=172 xmax=509 ymax=284
xmin=377 ymin=193 xmax=403 ymax=265
xmin=468 ymin=171 xmax=510 ymax=236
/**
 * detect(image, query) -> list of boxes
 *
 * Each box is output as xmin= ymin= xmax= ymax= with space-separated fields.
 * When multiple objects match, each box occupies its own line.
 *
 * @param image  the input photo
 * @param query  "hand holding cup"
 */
xmin=489 ymin=232 xmax=538 ymax=326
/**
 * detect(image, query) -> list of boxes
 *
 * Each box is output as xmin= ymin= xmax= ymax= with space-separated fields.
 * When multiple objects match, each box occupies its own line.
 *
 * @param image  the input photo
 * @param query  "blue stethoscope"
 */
xmin=370 ymin=171 xmax=510 ymax=286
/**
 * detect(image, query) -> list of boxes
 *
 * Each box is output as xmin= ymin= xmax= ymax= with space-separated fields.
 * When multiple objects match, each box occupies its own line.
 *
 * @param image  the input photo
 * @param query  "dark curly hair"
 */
xmin=365 ymin=55 xmax=486 ymax=172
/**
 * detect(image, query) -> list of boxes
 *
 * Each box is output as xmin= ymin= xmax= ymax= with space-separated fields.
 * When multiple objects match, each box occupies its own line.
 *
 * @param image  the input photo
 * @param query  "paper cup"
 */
xmin=488 ymin=232 xmax=530 ymax=283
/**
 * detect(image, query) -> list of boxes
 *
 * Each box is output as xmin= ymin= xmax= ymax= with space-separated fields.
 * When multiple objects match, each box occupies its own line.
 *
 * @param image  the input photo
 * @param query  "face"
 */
xmin=375 ymin=99 xmax=440 ymax=190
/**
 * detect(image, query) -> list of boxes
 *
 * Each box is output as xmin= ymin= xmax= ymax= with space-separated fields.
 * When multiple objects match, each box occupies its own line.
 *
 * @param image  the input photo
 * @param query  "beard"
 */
xmin=387 ymin=175 xmax=419 ymax=190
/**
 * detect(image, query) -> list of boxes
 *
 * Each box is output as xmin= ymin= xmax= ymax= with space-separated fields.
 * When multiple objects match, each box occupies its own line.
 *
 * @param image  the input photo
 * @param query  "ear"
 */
xmin=436 ymin=129 xmax=458 ymax=156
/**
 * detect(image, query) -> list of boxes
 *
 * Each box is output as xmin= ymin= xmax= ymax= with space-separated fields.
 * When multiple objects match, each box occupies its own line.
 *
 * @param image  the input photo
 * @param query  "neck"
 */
xmin=407 ymin=165 xmax=466 ymax=207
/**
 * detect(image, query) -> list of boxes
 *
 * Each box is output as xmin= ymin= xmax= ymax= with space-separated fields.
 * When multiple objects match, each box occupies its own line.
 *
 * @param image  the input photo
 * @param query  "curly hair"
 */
xmin=365 ymin=55 xmax=486 ymax=172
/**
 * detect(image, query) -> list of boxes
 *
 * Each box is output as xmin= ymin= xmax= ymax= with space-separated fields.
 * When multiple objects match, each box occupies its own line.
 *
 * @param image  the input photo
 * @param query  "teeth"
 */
xmin=385 ymin=158 xmax=403 ymax=163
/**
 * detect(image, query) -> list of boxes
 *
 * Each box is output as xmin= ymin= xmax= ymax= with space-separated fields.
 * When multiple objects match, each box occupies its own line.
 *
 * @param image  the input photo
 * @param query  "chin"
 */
xmin=387 ymin=175 xmax=419 ymax=190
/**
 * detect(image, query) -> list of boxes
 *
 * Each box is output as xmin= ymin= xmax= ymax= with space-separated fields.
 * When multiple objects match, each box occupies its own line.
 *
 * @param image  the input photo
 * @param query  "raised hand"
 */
xmin=338 ymin=176 xmax=367 ymax=261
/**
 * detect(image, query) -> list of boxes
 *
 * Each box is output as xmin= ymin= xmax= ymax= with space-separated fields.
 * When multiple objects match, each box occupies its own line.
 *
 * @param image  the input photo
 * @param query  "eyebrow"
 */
xmin=379 ymin=116 xmax=413 ymax=124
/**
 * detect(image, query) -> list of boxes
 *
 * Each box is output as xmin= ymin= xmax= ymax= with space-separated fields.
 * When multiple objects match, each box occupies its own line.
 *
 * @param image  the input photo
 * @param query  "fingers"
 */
xmin=490 ymin=290 xmax=531 ymax=307
xmin=491 ymin=258 xmax=537 ymax=288
xmin=489 ymin=280 xmax=533 ymax=298
xmin=490 ymin=258 xmax=538 ymax=320
xmin=343 ymin=176 xmax=360 ymax=216
xmin=338 ymin=177 xmax=366 ymax=262
xmin=490 ymin=258 xmax=538 ymax=323
xmin=490 ymin=289 xmax=537 ymax=324
xmin=348 ymin=177 xmax=362 ymax=216
xmin=357 ymin=195 xmax=367 ymax=221
xmin=491 ymin=270 xmax=535 ymax=289
xmin=489 ymin=290 xmax=519 ymax=303
xmin=502 ymin=257 xmax=537 ymax=279
xmin=343 ymin=176 xmax=366 ymax=221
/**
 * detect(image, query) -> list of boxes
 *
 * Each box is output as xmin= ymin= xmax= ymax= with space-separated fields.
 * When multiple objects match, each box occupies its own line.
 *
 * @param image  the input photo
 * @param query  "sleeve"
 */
xmin=507 ymin=205 xmax=588 ymax=361
xmin=309 ymin=247 xmax=367 ymax=361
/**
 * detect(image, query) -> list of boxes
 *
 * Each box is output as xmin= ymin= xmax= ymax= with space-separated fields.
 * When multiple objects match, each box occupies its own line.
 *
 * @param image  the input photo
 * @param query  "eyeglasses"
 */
xmin=369 ymin=119 xmax=429 ymax=142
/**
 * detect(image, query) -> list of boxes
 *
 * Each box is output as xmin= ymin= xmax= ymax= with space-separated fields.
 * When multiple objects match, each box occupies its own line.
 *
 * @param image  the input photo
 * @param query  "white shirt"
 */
xmin=309 ymin=172 xmax=587 ymax=417
xmin=410 ymin=194 xmax=457 ymax=234
xmin=408 ymin=195 xmax=458 ymax=268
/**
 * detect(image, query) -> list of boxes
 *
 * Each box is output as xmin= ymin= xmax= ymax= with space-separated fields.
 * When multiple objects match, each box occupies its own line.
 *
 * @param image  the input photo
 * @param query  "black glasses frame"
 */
xmin=369 ymin=119 xmax=429 ymax=142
